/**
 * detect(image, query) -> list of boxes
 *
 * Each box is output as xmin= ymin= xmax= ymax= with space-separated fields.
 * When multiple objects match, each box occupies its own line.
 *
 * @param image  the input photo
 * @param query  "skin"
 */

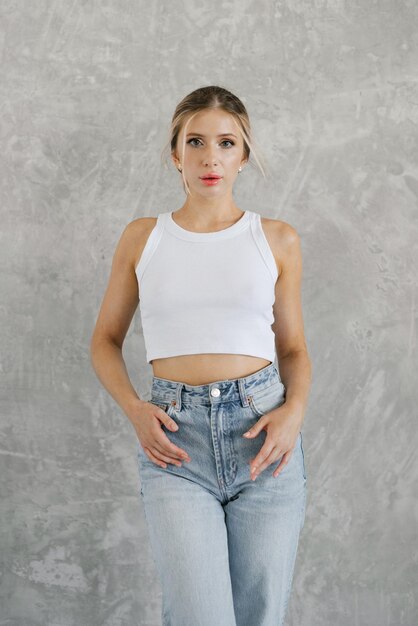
xmin=90 ymin=108 xmax=312 ymax=481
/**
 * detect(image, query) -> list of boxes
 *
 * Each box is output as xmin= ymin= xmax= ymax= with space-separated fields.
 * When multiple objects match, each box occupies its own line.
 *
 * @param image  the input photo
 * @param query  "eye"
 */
xmin=187 ymin=138 xmax=202 ymax=147
xmin=186 ymin=138 xmax=235 ymax=147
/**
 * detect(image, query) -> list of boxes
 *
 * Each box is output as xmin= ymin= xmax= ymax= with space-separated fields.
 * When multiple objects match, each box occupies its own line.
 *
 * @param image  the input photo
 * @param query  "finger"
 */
xmin=249 ymin=443 xmax=276 ymax=476
xmin=273 ymin=450 xmax=292 ymax=478
xmin=251 ymin=450 xmax=280 ymax=480
xmin=143 ymin=447 xmax=169 ymax=468
xmin=147 ymin=447 xmax=185 ymax=467
xmin=153 ymin=435 xmax=191 ymax=462
xmin=243 ymin=416 xmax=266 ymax=439
xmin=154 ymin=407 xmax=179 ymax=432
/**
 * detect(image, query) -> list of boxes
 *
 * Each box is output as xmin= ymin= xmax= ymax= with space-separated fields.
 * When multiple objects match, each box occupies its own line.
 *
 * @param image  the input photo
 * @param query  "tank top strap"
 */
xmin=157 ymin=211 xmax=169 ymax=228
xmin=250 ymin=211 xmax=279 ymax=283
xmin=135 ymin=213 xmax=165 ymax=282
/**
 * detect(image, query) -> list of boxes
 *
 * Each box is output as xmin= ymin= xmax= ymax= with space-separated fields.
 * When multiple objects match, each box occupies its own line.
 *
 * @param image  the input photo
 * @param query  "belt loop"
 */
xmin=174 ymin=382 xmax=183 ymax=411
xmin=238 ymin=377 xmax=250 ymax=407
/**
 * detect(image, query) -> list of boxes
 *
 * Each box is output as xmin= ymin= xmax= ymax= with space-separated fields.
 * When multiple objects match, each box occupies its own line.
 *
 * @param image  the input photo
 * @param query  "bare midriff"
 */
xmin=151 ymin=354 xmax=272 ymax=385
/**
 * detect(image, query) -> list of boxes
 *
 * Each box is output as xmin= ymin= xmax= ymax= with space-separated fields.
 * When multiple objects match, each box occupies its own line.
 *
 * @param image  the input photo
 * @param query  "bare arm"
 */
xmin=90 ymin=220 xmax=145 ymax=423
xmin=271 ymin=223 xmax=312 ymax=427
xmin=90 ymin=218 xmax=192 ymax=467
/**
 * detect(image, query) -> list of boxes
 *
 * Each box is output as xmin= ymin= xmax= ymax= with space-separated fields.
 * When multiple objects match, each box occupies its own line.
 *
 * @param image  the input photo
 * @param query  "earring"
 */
xmin=178 ymin=165 xmax=182 ymax=172
xmin=238 ymin=166 xmax=242 ymax=173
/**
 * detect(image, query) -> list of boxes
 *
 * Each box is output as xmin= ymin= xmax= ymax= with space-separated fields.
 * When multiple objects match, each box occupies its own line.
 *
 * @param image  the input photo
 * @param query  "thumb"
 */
xmin=165 ymin=416 xmax=179 ymax=431
xmin=156 ymin=406 xmax=179 ymax=431
xmin=243 ymin=418 xmax=264 ymax=438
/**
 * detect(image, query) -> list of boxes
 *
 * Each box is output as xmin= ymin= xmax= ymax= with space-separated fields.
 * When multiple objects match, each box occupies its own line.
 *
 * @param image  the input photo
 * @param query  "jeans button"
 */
xmin=210 ymin=387 xmax=220 ymax=397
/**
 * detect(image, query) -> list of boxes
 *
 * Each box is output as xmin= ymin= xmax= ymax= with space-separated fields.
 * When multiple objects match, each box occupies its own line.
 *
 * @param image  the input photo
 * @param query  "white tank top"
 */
xmin=135 ymin=210 xmax=278 ymax=364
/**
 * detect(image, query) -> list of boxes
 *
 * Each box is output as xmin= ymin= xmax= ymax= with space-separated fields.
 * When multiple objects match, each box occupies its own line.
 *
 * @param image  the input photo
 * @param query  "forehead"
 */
xmin=182 ymin=108 xmax=239 ymax=135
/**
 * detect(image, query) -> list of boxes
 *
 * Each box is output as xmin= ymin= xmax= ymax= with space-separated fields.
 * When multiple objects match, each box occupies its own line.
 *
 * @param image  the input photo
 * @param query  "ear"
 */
xmin=171 ymin=151 xmax=181 ymax=170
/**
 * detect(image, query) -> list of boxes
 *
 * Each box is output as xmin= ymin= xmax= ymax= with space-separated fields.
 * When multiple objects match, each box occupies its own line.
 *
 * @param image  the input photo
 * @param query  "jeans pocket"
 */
xmin=247 ymin=381 xmax=286 ymax=417
xmin=151 ymin=400 xmax=170 ymax=413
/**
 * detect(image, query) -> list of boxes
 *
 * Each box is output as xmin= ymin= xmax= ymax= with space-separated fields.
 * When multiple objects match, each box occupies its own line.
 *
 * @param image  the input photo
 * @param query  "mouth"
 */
xmin=200 ymin=176 xmax=222 ymax=186
xmin=200 ymin=175 xmax=222 ymax=180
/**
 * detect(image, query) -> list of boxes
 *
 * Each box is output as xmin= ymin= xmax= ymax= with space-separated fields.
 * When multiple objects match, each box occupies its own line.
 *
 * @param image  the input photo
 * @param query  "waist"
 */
xmin=151 ymin=354 xmax=273 ymax=386
xmin=151 ymin=361 xmax=281 ymax=406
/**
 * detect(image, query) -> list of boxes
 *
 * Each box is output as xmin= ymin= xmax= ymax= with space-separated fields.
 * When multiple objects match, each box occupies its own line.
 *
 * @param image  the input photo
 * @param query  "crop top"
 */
xmin=135 ymin=210 xmax=278 ymax=364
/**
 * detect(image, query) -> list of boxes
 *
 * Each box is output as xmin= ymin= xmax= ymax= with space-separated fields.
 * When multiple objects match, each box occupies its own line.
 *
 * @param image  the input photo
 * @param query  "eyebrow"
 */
xmin=186 ymin=133 xmax=237 ymax=138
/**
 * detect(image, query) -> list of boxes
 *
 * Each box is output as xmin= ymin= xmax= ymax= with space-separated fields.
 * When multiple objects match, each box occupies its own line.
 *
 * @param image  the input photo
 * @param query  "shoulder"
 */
xmin=260 ymin=215 xmax=301 ymax=278
xmin=124 ymin=216 xmax=158 ymax=239
xmin=117 ymin=216 xmax=158 ymax=270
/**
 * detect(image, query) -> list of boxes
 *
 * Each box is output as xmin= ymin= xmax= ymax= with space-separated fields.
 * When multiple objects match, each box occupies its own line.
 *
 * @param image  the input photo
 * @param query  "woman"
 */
xmin=90 ymin=85 xmax=311 ymax=626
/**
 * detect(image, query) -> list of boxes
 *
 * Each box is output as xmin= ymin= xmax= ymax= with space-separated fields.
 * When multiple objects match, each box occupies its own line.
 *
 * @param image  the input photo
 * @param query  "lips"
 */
xmin=200 ymin=174 xmax=222 ymax=180
xmin=200 ymin=176 xmax=222 ymax=186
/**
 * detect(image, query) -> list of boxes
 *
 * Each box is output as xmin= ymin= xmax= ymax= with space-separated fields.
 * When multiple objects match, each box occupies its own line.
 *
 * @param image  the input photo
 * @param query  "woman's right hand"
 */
xmin=130 ymin=400 xmax=191 ymax=469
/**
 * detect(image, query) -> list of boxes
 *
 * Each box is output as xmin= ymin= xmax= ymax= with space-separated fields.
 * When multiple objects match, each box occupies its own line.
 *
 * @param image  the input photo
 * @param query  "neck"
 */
xmin=177 ymin=196 xmax=243 ymax=225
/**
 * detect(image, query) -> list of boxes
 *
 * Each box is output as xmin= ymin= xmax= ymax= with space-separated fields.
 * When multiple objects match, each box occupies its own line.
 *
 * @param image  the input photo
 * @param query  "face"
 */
xmin=172 ymin=108 xmax=247 ymax=195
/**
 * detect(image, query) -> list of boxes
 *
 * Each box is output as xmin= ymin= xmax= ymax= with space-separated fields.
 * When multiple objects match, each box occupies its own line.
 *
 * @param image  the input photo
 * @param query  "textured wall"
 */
xmin=1 ymin=1 xmax=417 ymax=625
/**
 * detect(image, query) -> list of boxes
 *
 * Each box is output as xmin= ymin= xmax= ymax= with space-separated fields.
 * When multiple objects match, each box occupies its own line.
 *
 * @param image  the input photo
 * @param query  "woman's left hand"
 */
xmin=243 ymin=403 xmax=303 ymax=480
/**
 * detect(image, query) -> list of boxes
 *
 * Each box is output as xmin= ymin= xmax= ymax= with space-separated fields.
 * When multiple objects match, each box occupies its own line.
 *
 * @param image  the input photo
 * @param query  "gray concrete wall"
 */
xmin=1 ymin=1 xmax=417 ymax=625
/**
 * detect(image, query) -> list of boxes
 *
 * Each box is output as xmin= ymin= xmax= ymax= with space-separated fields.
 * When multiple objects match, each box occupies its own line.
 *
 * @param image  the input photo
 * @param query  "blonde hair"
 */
xmin=161 ymin=85 xmax=268 ymax=196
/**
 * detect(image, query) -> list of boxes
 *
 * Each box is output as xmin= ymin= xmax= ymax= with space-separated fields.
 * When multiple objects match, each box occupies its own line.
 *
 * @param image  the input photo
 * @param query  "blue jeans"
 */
xmin=136 ymin=362 xmax=307 ymax=626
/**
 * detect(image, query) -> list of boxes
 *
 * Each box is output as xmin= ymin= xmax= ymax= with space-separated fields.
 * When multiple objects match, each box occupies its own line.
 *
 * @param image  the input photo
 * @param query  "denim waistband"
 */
xmin=150 ymin=362 xmax=282 ymax=408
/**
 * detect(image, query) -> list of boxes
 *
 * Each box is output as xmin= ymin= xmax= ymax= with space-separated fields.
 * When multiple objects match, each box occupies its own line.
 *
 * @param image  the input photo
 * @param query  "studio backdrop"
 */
xmin=1 ymin=2 xmax=417 ymax=625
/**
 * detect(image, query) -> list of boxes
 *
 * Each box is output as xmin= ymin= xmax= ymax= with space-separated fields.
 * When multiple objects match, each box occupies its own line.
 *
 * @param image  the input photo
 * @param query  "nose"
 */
xmin=202 ymin=145 xmax=218 ymax=166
